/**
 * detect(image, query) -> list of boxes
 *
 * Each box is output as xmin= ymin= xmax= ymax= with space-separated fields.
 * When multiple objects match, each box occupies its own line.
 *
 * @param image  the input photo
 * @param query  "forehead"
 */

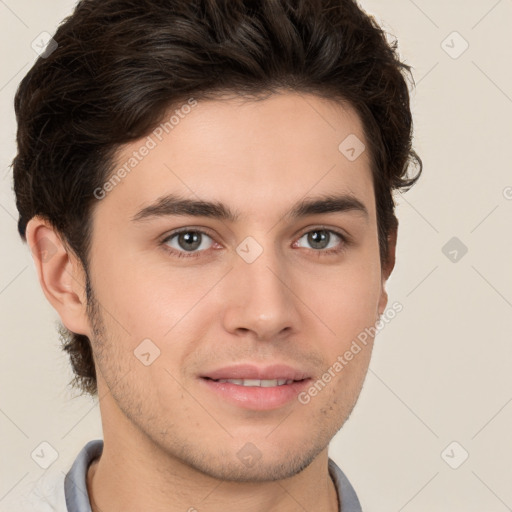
xmin=93 ymin=92 xmax=375 ymax=225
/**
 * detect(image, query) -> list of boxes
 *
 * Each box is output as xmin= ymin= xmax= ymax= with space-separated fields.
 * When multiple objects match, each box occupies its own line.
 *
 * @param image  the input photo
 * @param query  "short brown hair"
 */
xmin=13 ymin=0 xmax=422 ymax=396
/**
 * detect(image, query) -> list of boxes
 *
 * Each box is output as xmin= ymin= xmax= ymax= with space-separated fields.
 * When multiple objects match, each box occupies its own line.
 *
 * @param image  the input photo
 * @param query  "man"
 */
xmin=10 ymin=0 xmax=421 ymax=510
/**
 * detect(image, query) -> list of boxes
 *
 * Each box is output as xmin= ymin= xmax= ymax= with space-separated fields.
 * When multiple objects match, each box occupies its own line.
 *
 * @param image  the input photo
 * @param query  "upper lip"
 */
xmin=201 ymin=364 xmax=311 ymax=381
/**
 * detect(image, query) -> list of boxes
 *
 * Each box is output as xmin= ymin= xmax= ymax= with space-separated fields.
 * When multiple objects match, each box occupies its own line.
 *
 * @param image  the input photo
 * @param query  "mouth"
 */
xmin=202 ymin=377 xmax=306 ymax=387
xmin=199 ymin=375 xmax=312 ymax=410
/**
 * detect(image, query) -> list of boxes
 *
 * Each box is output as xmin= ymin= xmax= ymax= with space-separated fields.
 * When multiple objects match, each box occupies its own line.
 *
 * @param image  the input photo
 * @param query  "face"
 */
xmin=77 ymin=92 xmax=392 ymax=481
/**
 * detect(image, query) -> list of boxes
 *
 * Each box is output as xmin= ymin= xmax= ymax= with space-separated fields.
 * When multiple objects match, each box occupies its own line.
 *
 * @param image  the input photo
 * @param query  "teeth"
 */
xmin=216 ymin=378 xmax=294 ymax=387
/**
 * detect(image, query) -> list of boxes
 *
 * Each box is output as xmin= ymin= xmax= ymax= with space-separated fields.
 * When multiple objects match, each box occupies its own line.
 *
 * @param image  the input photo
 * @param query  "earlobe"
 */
xmin=378 ymin=224 xmax=398 ymax=317
xmin=25 ymin=216 xmax=91 ymax=336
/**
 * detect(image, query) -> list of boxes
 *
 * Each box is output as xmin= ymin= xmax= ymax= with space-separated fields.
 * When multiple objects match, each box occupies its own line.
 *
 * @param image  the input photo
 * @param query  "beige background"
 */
xmin=1 ymin=1 xmax=511 ymax=510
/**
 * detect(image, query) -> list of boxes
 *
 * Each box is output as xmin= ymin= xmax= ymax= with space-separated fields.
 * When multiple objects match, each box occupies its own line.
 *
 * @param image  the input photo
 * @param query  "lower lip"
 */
xmin=200 ymin=378 xmax=311 ymax=410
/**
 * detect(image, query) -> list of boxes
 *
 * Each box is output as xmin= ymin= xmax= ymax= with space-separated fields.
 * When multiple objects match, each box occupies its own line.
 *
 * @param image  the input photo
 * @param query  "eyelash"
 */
xmin=160 ymin=227 xmax=350 ymax=260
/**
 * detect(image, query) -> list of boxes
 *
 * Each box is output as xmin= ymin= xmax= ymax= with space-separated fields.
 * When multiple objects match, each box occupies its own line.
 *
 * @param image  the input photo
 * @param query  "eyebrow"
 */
xmin=131 ymin=192 xmax=369 ymax=223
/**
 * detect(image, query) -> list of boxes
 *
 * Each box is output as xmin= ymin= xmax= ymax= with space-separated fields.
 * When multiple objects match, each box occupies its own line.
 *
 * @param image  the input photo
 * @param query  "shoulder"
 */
xmin=0 ymin=439 xmax=103 ymax=512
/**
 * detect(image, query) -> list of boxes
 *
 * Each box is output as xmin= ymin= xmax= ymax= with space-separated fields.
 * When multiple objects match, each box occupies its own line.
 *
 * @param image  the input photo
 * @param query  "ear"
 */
xmin=377 ymin=222 xmax=398 ymax=316
xmin=25 ymin=216 xmax=91 ymax=336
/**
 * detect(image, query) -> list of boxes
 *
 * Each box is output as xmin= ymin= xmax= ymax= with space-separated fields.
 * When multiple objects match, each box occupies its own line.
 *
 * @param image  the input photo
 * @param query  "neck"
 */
xmin=86 ymin=434 xmax=339 ymax=512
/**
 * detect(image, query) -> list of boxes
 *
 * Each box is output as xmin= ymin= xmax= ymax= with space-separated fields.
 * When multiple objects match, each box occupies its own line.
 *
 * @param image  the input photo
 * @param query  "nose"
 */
xmin=221 ymin=240 xmax=302 ymax=342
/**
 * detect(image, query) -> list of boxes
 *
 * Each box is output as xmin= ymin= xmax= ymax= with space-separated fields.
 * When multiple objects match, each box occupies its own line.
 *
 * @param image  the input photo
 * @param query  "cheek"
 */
xmin=91 ymin=248 xmax=202 ymax=339
xmin=311 ymin=260 xmax=382 ymax=339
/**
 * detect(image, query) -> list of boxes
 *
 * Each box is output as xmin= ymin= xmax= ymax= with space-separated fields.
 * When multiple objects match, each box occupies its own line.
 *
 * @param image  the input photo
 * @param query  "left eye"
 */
xmin=295 ymin=229 xmax=344 ymax=251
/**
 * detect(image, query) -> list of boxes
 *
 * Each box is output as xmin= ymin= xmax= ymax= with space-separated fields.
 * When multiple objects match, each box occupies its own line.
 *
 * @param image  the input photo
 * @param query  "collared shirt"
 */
xmin=3 ymin=439 xmax=362 ymax=511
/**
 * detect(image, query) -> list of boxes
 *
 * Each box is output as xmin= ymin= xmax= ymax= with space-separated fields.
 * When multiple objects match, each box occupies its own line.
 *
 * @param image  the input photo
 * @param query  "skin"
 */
xmin=26 ymin=91 xmax=396 ymax=512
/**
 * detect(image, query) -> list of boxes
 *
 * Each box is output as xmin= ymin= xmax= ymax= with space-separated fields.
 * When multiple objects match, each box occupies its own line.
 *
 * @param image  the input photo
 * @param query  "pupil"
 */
xmin=180 ymin=231 xmax=201 ymax=251
xmin=309 ymin=230 xmax=328 ymax=249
